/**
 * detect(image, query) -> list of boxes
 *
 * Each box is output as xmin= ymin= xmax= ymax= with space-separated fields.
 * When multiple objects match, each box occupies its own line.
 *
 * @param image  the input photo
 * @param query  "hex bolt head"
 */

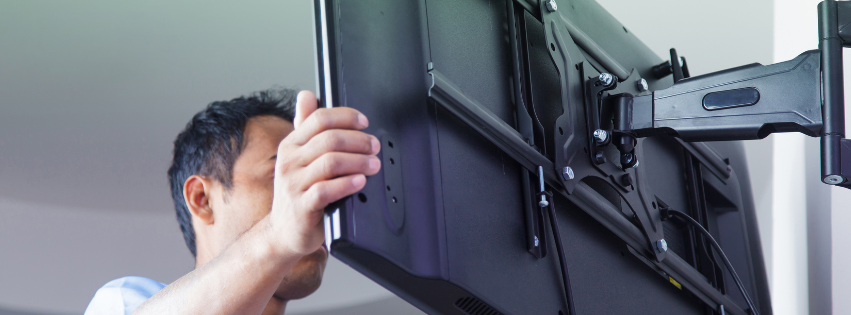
xmin=546 ymin=0 xmax=558 ymax=12
xmin=824 ymin=175 xmax=845 ymax=185
xmin=562 ymin=166 xmax=575 ymax=180
xmin=594 ymin=151 xmax=607 ymax=164
xmin=637 ymin=78 xmax=649 ymax=92
xmin=620 ymin=152 xmax=634 ymax=165
xmin=620 ymin=173 xmax=633 ymax=186
xmin=597 ymin=73 xmax=614 ymax=86
xmin=655 ymin=239 xmax=668 ymax=253
xmin=593 ymin=129 xmax=609 ymax=144
xmin=538 ymin=199 xmax=549 ymax=207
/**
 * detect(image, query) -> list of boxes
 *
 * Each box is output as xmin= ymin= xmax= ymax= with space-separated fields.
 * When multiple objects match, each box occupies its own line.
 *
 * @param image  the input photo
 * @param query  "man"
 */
xmin=84 ymin=88 xmax=380 ymax=314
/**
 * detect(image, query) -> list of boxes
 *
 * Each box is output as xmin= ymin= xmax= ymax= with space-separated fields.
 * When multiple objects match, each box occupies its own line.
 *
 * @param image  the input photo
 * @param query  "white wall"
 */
xmin=832 ymin=42 xmax=851 ymax=315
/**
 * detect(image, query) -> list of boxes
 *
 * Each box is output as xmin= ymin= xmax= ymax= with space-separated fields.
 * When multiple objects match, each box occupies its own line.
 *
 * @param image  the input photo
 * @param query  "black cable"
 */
xmin=544 ymin=193 xmax=577 ymax=315
xmin=663 ymin=209 xmax=759 ymax=315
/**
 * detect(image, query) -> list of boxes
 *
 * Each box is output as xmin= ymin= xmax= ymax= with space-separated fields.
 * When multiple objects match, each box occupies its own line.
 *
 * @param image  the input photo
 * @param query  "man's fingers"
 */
xmin=297 ymin=130 xmax=380 ymax=165
xmin=294 ymin=91 xmax=319 ymax=129
xmin=286 ymin=107 xmax=368 ymax=145
xmin=303 ymin=174 xmax=367 ymax=212
xmin=298 ymin=152 xmax=380 ymax=190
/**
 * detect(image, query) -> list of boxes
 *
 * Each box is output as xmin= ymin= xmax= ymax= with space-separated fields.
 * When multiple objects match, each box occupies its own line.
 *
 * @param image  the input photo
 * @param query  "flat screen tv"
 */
xmin=314 ymin=1 xmax=772 ymax=314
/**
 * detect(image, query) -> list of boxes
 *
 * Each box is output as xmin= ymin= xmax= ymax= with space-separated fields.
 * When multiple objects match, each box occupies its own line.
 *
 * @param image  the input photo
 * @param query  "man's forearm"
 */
xmin=133 ymin=217 xmax=299 ymax=315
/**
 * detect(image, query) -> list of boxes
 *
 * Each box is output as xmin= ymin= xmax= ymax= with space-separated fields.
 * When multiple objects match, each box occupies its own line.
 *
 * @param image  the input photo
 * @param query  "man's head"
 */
xmin=168 ymin=88 xmax=328 ymax=300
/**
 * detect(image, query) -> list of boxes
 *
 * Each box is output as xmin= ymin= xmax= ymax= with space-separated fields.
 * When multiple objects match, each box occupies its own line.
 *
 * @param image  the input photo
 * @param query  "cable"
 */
xmin=543 ymin=192 xmax=577 ymax=315
xmin=662 ymin=209 xmax=759 ymax=315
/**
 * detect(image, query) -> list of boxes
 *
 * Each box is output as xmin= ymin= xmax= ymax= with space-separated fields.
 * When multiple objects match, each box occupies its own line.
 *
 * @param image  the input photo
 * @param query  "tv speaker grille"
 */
xmin=454 ymin=297 xmax=504 ymax=315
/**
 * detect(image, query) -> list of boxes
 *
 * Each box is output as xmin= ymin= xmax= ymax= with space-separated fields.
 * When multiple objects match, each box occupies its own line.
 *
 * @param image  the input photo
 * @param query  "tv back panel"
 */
xmin=315 ymin=1 xmax=771 ymax=314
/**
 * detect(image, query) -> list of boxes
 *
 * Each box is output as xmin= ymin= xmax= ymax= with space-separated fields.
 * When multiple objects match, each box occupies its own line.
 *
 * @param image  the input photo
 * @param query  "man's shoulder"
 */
xmin=84 ymin=276 xmax=167 ymax=315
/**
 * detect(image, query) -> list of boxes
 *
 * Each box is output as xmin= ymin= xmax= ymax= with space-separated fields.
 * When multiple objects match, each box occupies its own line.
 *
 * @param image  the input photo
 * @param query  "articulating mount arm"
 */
xmin=594 ymin=0 xmax=851 ymax=189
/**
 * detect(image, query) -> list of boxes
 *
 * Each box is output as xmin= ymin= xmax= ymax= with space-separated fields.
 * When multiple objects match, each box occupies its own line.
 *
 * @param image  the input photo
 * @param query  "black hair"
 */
xmin=167 ymin=88 xmax=296 ymax=257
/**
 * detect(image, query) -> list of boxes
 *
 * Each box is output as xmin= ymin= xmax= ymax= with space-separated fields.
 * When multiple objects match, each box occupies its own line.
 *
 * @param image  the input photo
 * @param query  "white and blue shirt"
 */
xmin=83 ymin=276 xmax=166 ymax=315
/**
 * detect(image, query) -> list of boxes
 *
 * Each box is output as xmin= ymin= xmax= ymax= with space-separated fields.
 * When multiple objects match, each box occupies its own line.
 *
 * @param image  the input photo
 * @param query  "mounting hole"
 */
xmin=550 ymin=43 xmax=556 ymax=51
xmin=623 ymin=26 xmax=629 ymax=33
xmin=558 ymin=127 xmax=563 ymax=135
xmin=386 ymin=185 xmax=391 ymax=191
xmin=388 ymin=141 xmax=394 ymax=148
xmin=389 ymin=158 xmax=395 ymax=165
xmin=652 ymin=201 xmax=657 ymax=209
xmin=358 ymin=193 xmax=367 ymax=203
xmin=583 ymin=147 xmax=588 ymax=153
xmin=392 ymin=197 xmax=398 ymax=203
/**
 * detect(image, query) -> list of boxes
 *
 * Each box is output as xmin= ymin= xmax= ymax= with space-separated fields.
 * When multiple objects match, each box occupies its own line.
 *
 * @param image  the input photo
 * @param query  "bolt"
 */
xmin=561 ymin=166 xmax=575 ymax=180
xmin=597 ymin=73 xmax=614 ymax=86
xmin=637 ymin=78 xmax=649 ymax=92
xmin=655 ymin=239 xmax=668 ymax=253
xmin=824 ymin=175 xmax=845 ymax=185
xmin=621 ymin=152 xmax=634 ymax=165
xmin=545 ymin=0 xmax=558 ymax=12
xmin=534 ymin=236 xmax=540 ymax=247
xmin=594 ymin=151 xmax=607 ymax=164
xmin=536 ymin=165 xmax=548 ymax=208
xmin=620 ymin=173 xmax=633 ymax=186
xmin=621 ymin=153 xmax=639 ymax=169
xmin=593 ymin=129 xmax=608 ymax=144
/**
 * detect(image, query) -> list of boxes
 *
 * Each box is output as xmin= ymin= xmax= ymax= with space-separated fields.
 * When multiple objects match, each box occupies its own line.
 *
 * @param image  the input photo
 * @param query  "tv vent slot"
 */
xmin=454 ymin=297 xmax=504 ymax=315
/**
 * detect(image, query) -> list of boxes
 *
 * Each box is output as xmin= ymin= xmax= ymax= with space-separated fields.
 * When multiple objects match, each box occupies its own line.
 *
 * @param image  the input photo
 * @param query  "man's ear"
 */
xmin=184 ymin=175 xmax=215 ymax=226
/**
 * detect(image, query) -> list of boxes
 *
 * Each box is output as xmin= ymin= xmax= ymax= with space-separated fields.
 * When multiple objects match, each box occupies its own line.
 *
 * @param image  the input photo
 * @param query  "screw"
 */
xmin=561 ymin=166 xmax=575 ymax=180
xmin=597 ymin=73 xmax=614 ymax=86
xmin=536 ymin=165 xmax=549 ymax=208
xmin=545 ymin=0 xmax=558 ymax=12
xmin=534 ymin=236 xmax=540 ymax=247
xmin=637 ymin=78 xmax=649 ymax=92
xmin=655 ymin=239 xmax=668 ymax=253
xmin=593 ymin=129 xmax=608 ymax=144
xmin=824 ymin=175 xmax=844 ymax=185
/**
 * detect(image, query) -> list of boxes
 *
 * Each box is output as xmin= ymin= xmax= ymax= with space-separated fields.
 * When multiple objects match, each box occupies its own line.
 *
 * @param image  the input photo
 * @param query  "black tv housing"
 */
xmin=315 ymin=1 xmax=773 ymax=314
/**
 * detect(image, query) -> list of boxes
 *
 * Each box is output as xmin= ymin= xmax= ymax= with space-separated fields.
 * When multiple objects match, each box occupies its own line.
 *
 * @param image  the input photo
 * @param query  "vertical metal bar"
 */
xmin=509 ymin=0 xmax=546 ymax=258
xmin=819 ymin=0 xmax=846 ymax=183
xmin=508 ymin=0 xmax=534 ymax=145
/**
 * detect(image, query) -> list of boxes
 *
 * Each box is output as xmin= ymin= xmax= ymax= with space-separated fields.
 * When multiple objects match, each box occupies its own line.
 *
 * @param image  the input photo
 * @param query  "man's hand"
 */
xmin=269 ymin=91 xmax=381 ymax=256
xmin=133 ymin=90 xmax=377 ymax=315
